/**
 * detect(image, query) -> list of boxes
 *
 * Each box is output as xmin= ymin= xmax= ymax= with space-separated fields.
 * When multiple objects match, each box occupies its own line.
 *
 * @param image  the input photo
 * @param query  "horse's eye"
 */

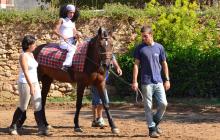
xmin=104 ymin=31 xmax=108 ymax=38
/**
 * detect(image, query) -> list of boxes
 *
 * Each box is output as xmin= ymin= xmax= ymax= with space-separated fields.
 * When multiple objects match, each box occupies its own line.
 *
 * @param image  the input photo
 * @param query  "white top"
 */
xmin=18 ymin=53 xmax=39 ymax=83
xmin=59 ymin=18 xmax=76 ymax=41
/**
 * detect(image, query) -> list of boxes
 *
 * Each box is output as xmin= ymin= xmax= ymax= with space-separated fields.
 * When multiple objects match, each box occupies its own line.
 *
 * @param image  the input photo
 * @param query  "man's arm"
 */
xmin=161 ymin=61 xmax=170 ymax=91
xmin=112 ymin=59 xmax=122 ymax=76
xmin=132 ymin=59 xmax=140 ymax=91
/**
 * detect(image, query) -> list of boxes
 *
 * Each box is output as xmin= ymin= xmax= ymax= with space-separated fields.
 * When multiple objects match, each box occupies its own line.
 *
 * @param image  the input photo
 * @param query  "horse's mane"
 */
xmin=83 ymin=35 xmax=99 ymax=74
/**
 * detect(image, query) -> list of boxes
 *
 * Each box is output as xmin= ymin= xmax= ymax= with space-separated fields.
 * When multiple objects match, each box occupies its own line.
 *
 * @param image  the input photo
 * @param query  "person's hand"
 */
xmin=131 ymin=82 xmax=138 ymax=91
xmin=30 ymin=85 xmax=35 ymax=96
xmin=61 ymin=35 xmax=68 ymax=43
xmin=63 ymin=36 xmax=68 ymax=43
xmin=164 ymin=81 xmax=170 ymax=91
xmin=116 ymin=67 xmax=122 ymax=76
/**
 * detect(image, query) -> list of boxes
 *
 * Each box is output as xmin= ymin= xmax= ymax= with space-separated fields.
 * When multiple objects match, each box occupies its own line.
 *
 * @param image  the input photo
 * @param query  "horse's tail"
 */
xmin=33 ymin=44 xmax=47 ymax=60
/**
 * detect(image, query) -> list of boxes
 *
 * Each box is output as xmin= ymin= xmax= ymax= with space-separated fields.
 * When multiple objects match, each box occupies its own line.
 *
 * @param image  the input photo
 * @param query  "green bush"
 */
xmin=0 ymin=8 xmax=57 ymax=24
xmin=115 ymin=0 xmax=220 ymax=97
xmin=168 ymin=47 xmax=220 ymax=97
xmin=0 ymin=2 xmax=219 ymax=98
xmin=0 ymin=4 xmax=145 ymax=22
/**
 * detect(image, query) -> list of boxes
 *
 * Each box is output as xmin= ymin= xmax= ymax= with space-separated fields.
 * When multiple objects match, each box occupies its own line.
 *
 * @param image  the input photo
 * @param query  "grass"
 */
xmin=47 ymin=94 xmax=127 ymax=104
xmin=168 ymin=97 xmax=220 ymax=107
xmin=47 ymin=96 xmax=74 ymax=102
xmin=47 ymin=94 xmax=220 ymax=107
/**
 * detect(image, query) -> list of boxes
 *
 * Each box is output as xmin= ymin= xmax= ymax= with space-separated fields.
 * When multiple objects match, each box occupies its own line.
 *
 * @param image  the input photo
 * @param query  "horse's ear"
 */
xmin=108 ymin=26 xmax=116 ymax=38
xmin=98 ymin=27 xmax=103 ymax=36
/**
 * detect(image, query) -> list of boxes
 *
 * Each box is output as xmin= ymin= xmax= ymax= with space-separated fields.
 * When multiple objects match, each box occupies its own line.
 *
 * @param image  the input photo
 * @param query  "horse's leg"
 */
xmin=74 ymin=83 xmax=85 ymax=132
xmin=97 ymin=83 xmax=119 ymax=134
xmin=41 ymin=75 xmax=53 ymax=127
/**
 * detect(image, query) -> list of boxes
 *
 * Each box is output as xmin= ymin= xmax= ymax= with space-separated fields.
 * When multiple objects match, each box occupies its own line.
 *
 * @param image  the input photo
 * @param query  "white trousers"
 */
xmin=60 ymin=38 xmax=76 ymax=66
xmin=18 ymin=82 xmax=42 ymax=112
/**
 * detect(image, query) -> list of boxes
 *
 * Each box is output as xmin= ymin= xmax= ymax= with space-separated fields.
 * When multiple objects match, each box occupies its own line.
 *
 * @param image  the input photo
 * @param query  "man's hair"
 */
xmin=140 ymin=25 xmax=153 ymax=34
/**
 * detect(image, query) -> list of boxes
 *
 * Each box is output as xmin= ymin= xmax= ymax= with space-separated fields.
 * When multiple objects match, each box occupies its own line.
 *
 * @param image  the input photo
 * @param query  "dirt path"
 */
xmin=0 ymin=103 xmax=219 ymax=140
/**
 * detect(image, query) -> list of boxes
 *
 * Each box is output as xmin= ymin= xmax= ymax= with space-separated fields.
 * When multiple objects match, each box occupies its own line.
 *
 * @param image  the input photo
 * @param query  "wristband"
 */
xmin=164 ymin=77 xmax=170 ymax=81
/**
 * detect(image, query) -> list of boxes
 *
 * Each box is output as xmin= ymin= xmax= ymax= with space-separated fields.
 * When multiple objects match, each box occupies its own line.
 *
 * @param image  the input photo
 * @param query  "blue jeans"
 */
xmin=141 ymin=83 xmax=168 ymax=128
xmin=91 ymin=86 xmax=109 ymax=106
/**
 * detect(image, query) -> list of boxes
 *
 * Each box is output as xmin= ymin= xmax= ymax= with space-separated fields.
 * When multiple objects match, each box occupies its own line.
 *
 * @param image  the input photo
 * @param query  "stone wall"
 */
xmin=0 ymin=18 xmax=137 ymax=97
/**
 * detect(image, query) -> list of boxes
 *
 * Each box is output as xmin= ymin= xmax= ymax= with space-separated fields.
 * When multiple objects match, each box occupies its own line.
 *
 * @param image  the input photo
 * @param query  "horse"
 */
xmin=33 ymin=27 xmax=119 ymax=134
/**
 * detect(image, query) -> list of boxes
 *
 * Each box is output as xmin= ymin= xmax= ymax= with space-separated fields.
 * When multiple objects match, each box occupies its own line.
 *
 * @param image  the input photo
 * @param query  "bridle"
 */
xmin=87 ymin=35 xmax=113 ymax=71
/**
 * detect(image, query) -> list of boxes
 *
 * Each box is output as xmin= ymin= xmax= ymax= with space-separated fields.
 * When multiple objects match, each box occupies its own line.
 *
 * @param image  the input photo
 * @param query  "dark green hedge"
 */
xmin=112 ymin=0 xmax=220 ymax=98
xmin=43 ymin=0 xmax=148 ymax=9
xmin=114 ymin=44 xmax=220 ymax=98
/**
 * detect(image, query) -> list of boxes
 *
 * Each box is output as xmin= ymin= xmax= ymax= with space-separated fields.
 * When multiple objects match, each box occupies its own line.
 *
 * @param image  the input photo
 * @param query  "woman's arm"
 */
xmin=112 ymin=59 xmax=122 ymax=76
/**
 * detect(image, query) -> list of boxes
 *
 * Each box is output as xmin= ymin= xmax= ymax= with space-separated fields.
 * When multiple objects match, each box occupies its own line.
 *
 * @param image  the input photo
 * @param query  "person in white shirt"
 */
xmin=53 ymin=4 xmax=80 ymax=72
xmin=9 ymin=35 xmax=48 ymax=135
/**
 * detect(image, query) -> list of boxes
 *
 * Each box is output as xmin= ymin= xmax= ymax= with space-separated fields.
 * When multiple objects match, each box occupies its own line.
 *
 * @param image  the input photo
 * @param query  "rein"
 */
xmin=109 ymin=69 xmax=144 ymax=104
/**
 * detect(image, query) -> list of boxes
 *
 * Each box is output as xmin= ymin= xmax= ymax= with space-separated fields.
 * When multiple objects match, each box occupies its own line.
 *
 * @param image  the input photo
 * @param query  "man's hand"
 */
xmin=116 ymin=67 xmax=122 ymax=76
xmin=164 ymin=81 xmax=170 ymax=91
xmin=131 ymin=82 xmax=138 ymax=91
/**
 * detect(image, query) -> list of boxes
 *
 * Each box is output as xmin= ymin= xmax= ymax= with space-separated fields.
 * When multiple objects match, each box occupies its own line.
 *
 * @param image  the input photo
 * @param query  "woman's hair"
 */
xmin=21 ymin=35 xmax=36 ymax=52
xmin=59 ymin=5 xmax=80 ymax=22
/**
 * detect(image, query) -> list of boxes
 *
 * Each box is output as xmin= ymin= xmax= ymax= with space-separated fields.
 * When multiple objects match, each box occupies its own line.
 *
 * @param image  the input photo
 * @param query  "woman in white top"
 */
xmin=9 ymin=35 xmax=48 ymax=135
xmin=53 ymin=4 xmax=80 ymax=72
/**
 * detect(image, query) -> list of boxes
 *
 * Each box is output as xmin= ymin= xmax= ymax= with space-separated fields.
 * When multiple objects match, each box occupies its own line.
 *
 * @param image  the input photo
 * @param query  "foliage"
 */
xmin=0 ymin=8 xmax=58 ymax=24
xmin=103 ymin=3 xmax=145 ymax=20
xmin=0 ymin=4 xmax=146 ymax=22
xmin=116 ymin=0 xmax=220 ymax=97
xmin=38 ymin=0 xmax=148 ymax=9
xmin=168 ymin=47 xmax=220 ymax=97
xmin=0 ymin=2 xmax=219 ymax=98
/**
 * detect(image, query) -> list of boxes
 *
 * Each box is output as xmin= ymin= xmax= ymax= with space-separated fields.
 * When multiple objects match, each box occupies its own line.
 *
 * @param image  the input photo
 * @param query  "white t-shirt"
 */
xmin=18 ymin=53 xmax=38 ymax=83
xmin=59 ymin=18 xmax=76 ymax=40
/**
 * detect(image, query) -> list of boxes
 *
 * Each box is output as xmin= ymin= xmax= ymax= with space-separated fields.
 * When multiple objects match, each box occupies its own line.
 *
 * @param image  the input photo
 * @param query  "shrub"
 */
xmin=115 ymin=0 xmax=220 ymax=97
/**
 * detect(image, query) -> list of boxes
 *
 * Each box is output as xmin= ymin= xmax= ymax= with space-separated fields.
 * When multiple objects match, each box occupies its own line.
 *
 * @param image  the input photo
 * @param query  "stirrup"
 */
xmin=61 ymin=66 xmax=69 ymax=72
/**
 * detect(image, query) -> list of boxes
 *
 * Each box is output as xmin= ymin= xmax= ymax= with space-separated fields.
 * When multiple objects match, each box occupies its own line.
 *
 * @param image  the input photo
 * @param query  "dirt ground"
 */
xmin=0 ymin=102 xmax=219 ymax=140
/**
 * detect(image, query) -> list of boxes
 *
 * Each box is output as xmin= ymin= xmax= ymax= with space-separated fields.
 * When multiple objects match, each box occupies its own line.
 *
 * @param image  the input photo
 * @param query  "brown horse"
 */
xmin=33 ymin=27 xmax=119 ymax=133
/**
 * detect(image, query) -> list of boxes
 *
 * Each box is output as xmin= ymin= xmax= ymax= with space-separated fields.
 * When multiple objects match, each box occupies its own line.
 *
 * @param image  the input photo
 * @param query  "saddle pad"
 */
xmin=37 ymin=42 xmax=88 ymax=72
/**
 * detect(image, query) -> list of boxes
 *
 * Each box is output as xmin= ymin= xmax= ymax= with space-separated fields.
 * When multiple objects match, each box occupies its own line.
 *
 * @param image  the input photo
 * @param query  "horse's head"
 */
xmin=95 ymin=27 xmax=113 ymax=68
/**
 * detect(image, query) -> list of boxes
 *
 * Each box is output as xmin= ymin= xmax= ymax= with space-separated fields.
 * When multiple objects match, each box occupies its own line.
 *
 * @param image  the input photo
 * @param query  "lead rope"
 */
xmin=109 ymin=69 xmax=144 ymax=103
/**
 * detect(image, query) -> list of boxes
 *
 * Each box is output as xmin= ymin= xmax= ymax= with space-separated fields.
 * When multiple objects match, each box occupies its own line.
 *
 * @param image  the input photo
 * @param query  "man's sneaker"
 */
xmin=91 ymin=118 xmax=106 ymax=127
xmin=37 ymin=126 xmax=49 ymax=136
xmin=9 ymin=128 xmax=18 ymax=135
xmin=91 ymin=120 xmax=98 ymax=127
xmin=156 ymin=126 xmax=162 ymax=134
xmin=97 ymin=117 xmax=106 ymax=127
xmin=149 ymin=130 xmax=160 ymax=138
xmin=149 ymin=127 xmax=160 ymax=138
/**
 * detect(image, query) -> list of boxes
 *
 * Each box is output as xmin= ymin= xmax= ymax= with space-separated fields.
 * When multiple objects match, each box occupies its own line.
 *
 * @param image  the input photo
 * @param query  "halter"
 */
xmin=86 ymin=35 xmax=113 ymax=73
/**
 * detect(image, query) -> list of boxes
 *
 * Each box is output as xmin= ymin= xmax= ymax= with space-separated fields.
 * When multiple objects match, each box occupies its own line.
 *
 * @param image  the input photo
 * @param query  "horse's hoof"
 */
xmin=111 ymin=128 xmax=120 ymax=134
xmin=74 ymin=127 xmax=83 ymax=132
